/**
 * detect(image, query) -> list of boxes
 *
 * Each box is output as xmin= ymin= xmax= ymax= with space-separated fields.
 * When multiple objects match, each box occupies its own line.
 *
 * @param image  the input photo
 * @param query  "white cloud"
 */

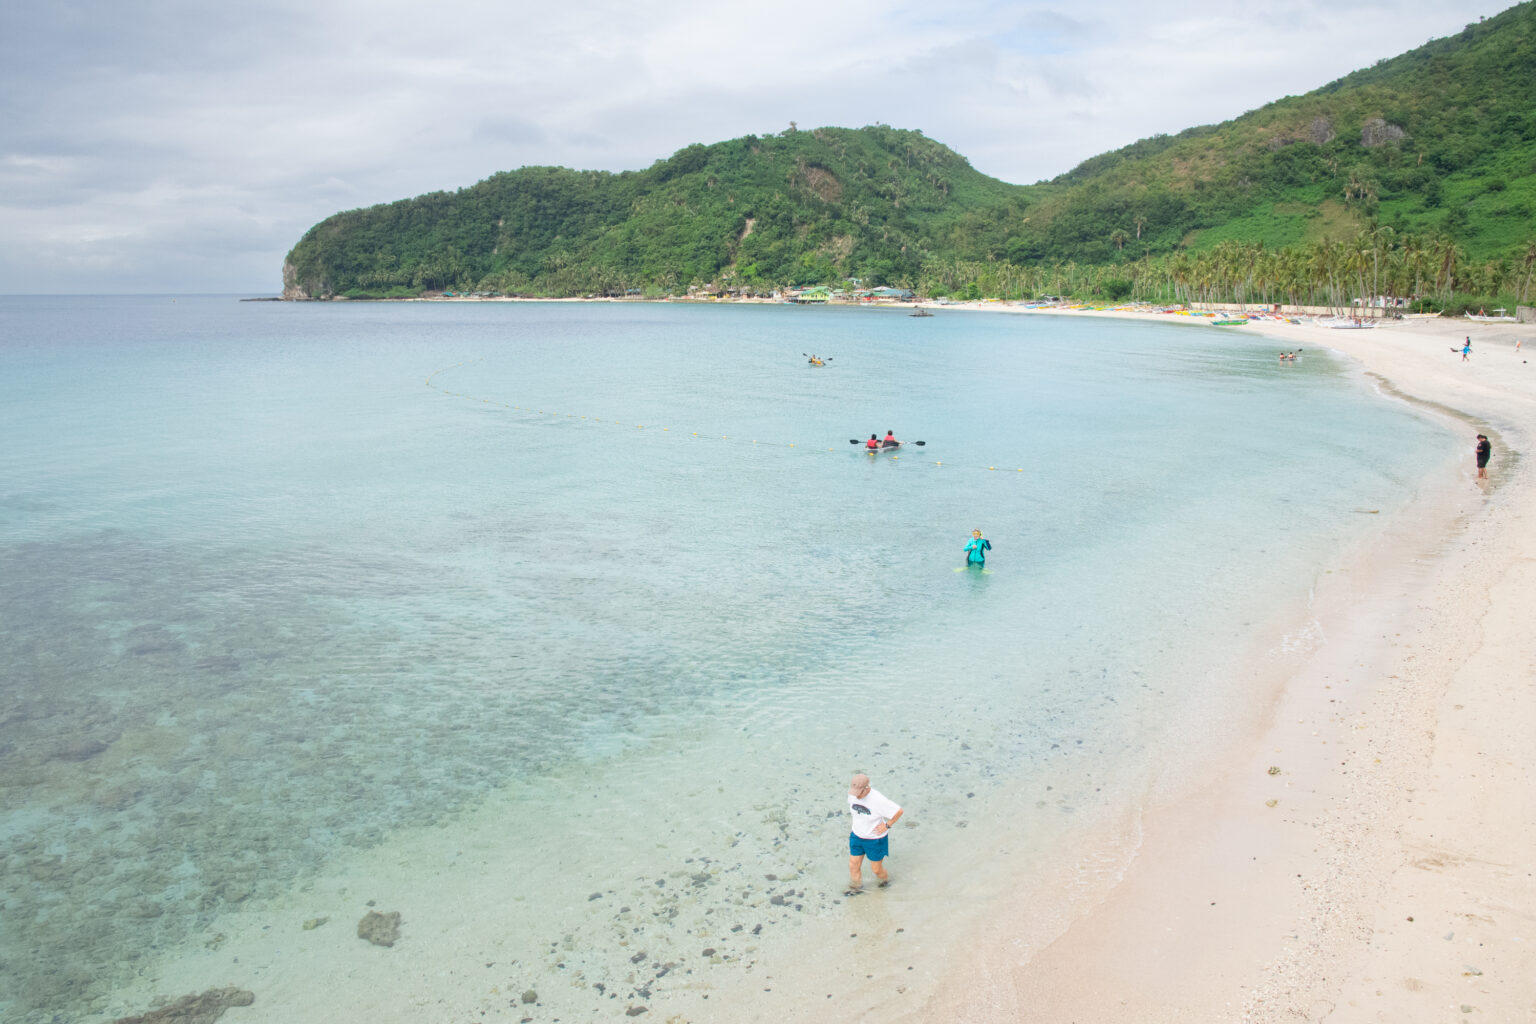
xmin=0 ymin=0 xmax=1507 ymax=292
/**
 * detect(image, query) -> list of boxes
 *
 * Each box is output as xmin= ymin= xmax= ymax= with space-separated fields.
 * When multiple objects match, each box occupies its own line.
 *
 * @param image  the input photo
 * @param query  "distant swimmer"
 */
xmin=964 ymin=528 xmax=992 ymax=567
xmin=881 ymin=430 xmax=900 ymax=448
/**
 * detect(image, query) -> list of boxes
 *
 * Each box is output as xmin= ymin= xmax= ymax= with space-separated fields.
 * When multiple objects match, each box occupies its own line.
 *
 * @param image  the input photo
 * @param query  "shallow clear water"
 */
xmin=0 ymin=297 xmax=1455 ymax=1020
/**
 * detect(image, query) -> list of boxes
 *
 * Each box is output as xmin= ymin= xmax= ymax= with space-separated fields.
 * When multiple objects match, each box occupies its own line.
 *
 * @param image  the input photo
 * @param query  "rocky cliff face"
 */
xmin=281 ymin=260 xmax=307 ymax=300
xmin=281 ymin=259 xmax=331 ymax=300
xmin=1360 ymin=117 xmax=1407 ymax=147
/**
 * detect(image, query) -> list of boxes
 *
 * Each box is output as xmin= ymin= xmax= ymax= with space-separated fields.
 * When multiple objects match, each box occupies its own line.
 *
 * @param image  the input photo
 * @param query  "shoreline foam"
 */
xmin=911 ymin=309 xmax=1536 ymax=1021
xmin=81 ymin=303 xmax=1534 ymax=1023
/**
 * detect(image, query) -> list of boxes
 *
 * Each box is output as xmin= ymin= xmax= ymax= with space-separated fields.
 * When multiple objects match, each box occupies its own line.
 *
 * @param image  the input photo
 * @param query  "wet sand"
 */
xmin=913 ymin=308 xmax=1536 ymax=1022
xmin=91 ymin=302 xmax=1534 ymax=1023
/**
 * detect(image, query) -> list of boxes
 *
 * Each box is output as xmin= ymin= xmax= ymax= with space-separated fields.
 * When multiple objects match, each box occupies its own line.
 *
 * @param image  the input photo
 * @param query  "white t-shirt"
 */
xmin=847 ymin=787 xmax=901 ymax=839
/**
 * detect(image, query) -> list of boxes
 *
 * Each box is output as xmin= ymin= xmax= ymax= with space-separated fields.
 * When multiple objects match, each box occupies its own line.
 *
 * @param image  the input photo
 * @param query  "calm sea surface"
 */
xmin=0 ymin=296 xmax=1456 ymax=1021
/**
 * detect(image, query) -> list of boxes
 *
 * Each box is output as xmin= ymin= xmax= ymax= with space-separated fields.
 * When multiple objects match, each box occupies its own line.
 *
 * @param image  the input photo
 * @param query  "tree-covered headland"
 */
xmin=284 ymin=1 xmax=1536 ymax=312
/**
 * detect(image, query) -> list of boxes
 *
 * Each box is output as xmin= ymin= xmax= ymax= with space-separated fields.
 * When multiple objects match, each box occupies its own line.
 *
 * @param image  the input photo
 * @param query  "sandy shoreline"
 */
xmin=90 ymin=300 xmax=1534 ymax=1023
xmin=909 ymin=306 xmax=1536 ymax=1021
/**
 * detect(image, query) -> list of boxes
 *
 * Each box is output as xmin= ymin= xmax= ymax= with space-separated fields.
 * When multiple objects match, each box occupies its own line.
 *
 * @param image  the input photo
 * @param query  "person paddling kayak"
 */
xmin=964 ymin=528 xmax=992 ymax=567
xmin=865 ymin=434 xmax=880 ymax=450
xmin=881 ymin=430 xmax=899 ymax=448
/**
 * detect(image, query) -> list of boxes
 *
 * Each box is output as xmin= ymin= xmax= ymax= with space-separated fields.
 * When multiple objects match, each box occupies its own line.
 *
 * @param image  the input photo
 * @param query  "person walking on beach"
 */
xmin=1462 ymin=338 xmax=1472 ymax=361
xmin=846 ymin=773 xmax=903 ymax=894
xmin=1476 ymin=433 xmax=1491 ymax=479
xmin=964 ymin=528 xmax=992 ymax=568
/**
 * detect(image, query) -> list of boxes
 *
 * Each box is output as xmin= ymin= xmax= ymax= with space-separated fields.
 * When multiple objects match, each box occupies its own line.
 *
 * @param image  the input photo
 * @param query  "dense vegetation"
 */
xmin=283 ymin=126 xmax=1025 ymax=298
xmin=285 ymin=2 xmax=1536 ymax=309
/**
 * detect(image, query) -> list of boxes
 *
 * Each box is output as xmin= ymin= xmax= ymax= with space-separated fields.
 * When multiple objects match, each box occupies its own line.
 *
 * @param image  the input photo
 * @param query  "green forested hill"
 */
xmin=282 ymin=126 xmax=1034 ymax=298
xmin=1022 ymin=0 xmax=1536 ymax=265
xmin=284 ymin=2 xmax=1536 ymax=306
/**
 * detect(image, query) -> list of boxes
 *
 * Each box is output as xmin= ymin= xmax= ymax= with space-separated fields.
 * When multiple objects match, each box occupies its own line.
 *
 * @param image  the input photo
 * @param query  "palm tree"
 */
xmin=1431 ymin=236 xmax=1462 ymax=303
xmin=1518 ymin=239 xmax=1536 ymax=305
xmin=1366 ymin=226 xmax=1394 ymax=312
xmin=1397 ymin=233 xmax=1425 ymax=306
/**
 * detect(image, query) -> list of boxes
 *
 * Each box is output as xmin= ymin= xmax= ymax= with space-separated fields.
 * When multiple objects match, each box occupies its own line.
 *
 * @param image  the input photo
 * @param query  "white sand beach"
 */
xmin=913 ymin=307 xmax=1536 ymax=1022
xmin=85 ymin=301 xmax=1533 ymax=1024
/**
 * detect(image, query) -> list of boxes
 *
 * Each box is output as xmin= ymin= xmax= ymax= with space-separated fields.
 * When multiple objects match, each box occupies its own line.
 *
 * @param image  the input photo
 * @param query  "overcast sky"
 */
xmin=0 ymin=0 xmax=1506 ymax=294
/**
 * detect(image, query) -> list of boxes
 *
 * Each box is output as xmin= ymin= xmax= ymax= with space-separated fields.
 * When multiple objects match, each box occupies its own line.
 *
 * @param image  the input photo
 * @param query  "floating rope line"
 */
xmin=425 ymin=362 xmax=1030 ymax=473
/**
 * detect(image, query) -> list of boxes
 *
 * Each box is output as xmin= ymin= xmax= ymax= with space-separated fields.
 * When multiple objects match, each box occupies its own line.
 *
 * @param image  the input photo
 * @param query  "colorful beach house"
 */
xmin=791 ymin=286 xmax=832 ymax=304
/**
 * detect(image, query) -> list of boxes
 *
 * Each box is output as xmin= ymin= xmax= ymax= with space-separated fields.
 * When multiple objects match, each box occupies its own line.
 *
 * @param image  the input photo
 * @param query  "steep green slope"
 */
xmin=283 ymin=3 xmax=1536 ymax=300
xmin=1018 ymin=1 xmax=1536 ymax=264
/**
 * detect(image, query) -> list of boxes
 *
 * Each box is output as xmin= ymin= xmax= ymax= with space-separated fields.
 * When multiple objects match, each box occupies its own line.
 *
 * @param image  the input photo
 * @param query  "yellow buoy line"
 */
xmin=424 ymin=362 xmax=1030 ymax=474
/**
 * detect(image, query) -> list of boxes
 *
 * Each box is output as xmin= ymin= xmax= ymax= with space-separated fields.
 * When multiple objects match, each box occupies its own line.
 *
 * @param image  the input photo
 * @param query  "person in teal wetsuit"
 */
xmin=964 ymin=528 xmax=992 ymax=567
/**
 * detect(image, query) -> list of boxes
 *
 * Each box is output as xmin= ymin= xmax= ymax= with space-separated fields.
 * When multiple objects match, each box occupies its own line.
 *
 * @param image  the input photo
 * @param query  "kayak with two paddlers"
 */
xmin=853 ymin=432 xmax=924 ymax=454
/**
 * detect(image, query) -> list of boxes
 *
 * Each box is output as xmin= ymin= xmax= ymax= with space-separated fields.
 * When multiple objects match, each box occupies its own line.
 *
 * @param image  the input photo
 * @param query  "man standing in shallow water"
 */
xmin=847 ymin=773 xmax=903 ymax=894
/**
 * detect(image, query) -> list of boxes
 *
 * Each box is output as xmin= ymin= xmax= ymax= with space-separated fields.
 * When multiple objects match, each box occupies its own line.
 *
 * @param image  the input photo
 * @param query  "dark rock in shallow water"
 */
xmin=113 ymin=986 xmax=254 ymax=1023
xmin=357 ymin=909 xmax=402 ymax=946
xmin=50 ymin=735 xmax=113 ymax=762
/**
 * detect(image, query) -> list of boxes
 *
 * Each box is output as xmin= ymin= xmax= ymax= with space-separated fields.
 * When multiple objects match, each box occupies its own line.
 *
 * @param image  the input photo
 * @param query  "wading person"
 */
xmin=964 ymin=528 xmax=992 ymax=568
xmin=846 ymin=773 xmax=903 ymax=894
xmin=1476 ymin=433 xmax=1491 ymax=479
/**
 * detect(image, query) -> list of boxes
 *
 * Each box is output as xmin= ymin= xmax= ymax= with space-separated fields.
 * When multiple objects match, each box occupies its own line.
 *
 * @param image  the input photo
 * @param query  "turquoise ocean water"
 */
xmin=0 ymin=297 xmax=1457 ymax=1021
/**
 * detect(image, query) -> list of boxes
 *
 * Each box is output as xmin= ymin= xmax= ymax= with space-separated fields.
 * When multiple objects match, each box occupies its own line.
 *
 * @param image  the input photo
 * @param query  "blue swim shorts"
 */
xmin=848 ymin=832 xmax=889 ymax=861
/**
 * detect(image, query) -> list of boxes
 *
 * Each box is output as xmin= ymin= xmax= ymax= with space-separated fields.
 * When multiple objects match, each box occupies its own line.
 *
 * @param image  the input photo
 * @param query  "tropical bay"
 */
xmin=4 ymin=292 xmax=1531 ymax=1021
xmin=5 ymin=0 xmax=1536 ymax=1020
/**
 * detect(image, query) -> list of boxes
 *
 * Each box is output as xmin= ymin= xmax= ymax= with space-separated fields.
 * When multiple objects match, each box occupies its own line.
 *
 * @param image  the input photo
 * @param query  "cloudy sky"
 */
xmin=0 ymin=0 xmax=1505 ymax=294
